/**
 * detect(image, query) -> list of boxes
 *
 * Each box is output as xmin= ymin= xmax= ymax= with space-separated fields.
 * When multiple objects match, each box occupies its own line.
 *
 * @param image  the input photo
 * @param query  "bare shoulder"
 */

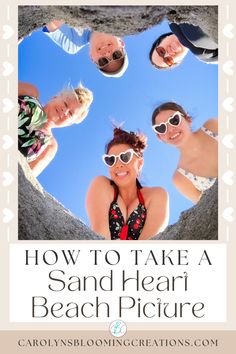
xmin=203 ymin=119 xmax=218 ymax=133
xmin=89 ymin=175 xmax=111 ymax=189
xmin=142 ymin=186 xmax=168 ymax=202
xmin=86 ymin=176 xmax=113 ymax=206
xmin=173 ymin=169 xmax=190 ymax=187
xmin=88 ymin=176 xmax=113 ymax=197
xmin=173 ymin=169 xmax=183 ymax=184
xmin=172 ymin=170 xmax=201 ymax=203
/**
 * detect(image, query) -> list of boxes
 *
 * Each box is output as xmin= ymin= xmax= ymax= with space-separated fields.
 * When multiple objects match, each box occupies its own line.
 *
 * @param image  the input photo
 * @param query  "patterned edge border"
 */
xmin=0 ymin=0 xmax=235 ymax=330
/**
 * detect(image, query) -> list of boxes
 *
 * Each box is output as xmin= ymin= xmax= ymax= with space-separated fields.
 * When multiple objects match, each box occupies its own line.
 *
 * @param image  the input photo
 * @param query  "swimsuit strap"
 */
xmin=112 ymin=183 xmax=145 ymax=205
xmin=177 ymin=167 xmax=188 ymax=177
xmin=177 ymin=167 xmax=217 ymax=192
xmin=137 ymin=188 xmax=145 ymax=206
xmin=201 ymin=126 xmax=218 ymax=141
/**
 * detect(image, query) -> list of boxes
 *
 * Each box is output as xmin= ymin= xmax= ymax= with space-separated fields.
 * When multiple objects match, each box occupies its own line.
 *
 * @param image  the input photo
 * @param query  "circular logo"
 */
xmin=109 ymin=319 xmax=127 ymax=337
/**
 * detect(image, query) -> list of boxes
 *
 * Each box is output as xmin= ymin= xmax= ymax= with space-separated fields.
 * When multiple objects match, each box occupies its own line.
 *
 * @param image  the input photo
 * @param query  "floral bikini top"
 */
xmin=177 ymin=126 xmax=218 ymax=192
xmin=109 ymin=184 xmax=147 ymax=240
xmin=18 ymin=95 xmax=51 ymax=162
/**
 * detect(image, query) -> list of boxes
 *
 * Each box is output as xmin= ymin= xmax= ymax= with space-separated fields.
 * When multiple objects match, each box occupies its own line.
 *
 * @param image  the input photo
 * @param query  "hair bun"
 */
xmin=106 ymin=126 xmax=147 ymax=156
xmin=113 ymin=127 xmax=126 ymax=138
xmin=135 ymin=132 xmax=147 ymax=151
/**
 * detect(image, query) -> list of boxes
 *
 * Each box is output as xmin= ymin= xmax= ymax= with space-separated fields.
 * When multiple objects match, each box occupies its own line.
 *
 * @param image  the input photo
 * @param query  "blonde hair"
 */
xmin=60 ymin=84 xmax=93 ymax=123
xmin=73 ymin=84 xmax=93 ymax=123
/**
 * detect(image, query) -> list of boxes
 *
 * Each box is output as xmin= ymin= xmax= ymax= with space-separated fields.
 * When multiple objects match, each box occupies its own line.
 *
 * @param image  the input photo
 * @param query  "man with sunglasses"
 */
xmin=149 ymin=22 xmax=218 ymax=69
xmin=43 ymin=20 xmax=128 ymax=78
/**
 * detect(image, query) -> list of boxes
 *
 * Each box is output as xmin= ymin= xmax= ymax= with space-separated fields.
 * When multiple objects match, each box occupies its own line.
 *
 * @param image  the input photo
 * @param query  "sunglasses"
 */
xmin=155 ymin=46 xmax=174 ymax=67
xmin=102 ymin=149 xmax=139 ymax=167
xmin=152 ymin=111 xmax=184 ymax=135
xmin=97 ymin=50 xmax=125 ymax=69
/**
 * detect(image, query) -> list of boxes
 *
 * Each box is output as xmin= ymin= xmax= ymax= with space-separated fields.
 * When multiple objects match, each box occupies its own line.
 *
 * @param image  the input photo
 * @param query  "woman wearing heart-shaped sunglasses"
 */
xmin=152 ymin=102 xmax=218 ymax=203
xmin=86 ymin=128 xmax=169 ymax=240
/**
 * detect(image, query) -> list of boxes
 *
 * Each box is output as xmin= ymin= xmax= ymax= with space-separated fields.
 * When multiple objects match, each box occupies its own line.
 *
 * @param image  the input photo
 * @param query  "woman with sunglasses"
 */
xmin=152 ymin=102 xmax=218 ymax=203
xmin=149 ymin=23 xmax=218 ymax=70
xmin=86 ymin=128 xmax=169 ymax=240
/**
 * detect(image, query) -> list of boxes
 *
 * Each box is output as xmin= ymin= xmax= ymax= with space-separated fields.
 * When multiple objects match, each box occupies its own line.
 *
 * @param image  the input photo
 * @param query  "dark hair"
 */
xmin=151 ymin=102 xmax=189 ymax=125
xmin=149 ymin=32 xmax=179 ymax=70
xmin=105 ymin=127 xmax=147 ymax=157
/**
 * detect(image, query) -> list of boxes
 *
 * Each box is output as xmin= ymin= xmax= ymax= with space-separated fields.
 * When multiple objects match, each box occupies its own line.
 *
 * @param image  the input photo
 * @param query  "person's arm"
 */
xmin=44 ymin=20 xmax=65 ymax=32
xmin=139 ymin=187 xmax=169 ymax=240
xmin=173 ymin=171 xmax=201 ymax=203
xmin=18 ymin=82 xmax=39 ymax=98
xmin=86 ymin=176 xmax=113 ymax=239
xmin=28 ymin=137 xmax=58 ymax=177
xmin=44 ymin=21 xmax=91 ymax=55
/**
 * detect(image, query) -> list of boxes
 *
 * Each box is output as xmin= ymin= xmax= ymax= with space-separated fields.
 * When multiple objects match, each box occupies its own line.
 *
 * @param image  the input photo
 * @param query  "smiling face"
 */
xmin=151 ymin=34 xmax=188 ymax=69
xmin=107 ymin=143 xmax=143 ymax=187
xmin=44 ymin=92 xmax=84 ymax=128
xmin=89 ymin=32 xmax=125 ymax=74
xmin=154 ymin=109 xmax=192 ymax=146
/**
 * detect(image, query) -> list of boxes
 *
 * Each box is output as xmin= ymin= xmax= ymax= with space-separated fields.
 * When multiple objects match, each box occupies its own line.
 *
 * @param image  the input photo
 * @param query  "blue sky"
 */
xmin=18 ymin=18 xmax=218 ymax=228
